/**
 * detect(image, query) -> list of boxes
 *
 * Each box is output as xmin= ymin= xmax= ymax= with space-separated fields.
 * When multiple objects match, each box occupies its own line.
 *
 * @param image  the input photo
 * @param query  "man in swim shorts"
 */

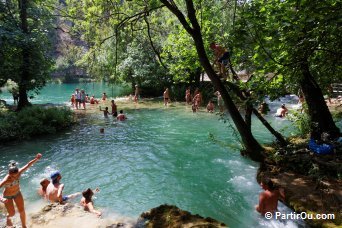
xmin=210 ymin=42 xmax=230 ymax=80
xmin=46 ymin=171 xmax=81 ymax=203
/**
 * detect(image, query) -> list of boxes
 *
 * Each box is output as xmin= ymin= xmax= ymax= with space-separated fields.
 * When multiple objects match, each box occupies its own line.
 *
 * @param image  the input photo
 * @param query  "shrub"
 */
xmin=287 ymin=110 xmax=311 ymax=137
xmin=0 ymin=106 xmax=75 ymax=142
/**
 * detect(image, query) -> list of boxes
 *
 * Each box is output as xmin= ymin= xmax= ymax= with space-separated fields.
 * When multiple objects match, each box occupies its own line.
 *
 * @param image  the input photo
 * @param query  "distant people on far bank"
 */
xmin=214 ymin=91 xmax=224 ymax=112
xmin=90 ymin=95 xmax=99 ymax=104
xmin=163 ymin=88 xmax=170 ymax=106
xmin=70 ymin=94 xmax=76 ymax=109
xmin=80 ymin=89 xmax=86 ymax=110
xmin=11 ymin=88 xmax=19 ymax=105
xmin=255 ymin=178 xmax=285 ymax=215
xmin=192 ymin=88 xmax=202 ymax=111
xmin=275 ymin=104 xmax=288 ymax=118
xmin=206 ymin=100 xmax=215 ymax=113
xmin=185 ymin=87 xmax=192 ymax=105
xmin=117 ymin=110 xmax=127 ymax=121
xmin=102 ymin=93 xmax=107 ymax=102
xmin=75 ymin=88 xmax=81 ymax=109
xmin=134 ymin=85 xmax=139 ymax=103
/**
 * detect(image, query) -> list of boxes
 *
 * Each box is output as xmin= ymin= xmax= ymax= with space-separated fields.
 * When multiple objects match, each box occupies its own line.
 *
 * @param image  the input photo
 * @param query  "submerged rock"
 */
xmin=140 ymin=204 xmax=227 ymax=228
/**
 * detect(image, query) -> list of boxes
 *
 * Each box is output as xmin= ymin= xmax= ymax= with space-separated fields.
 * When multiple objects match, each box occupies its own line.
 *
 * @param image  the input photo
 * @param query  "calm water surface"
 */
xmin=0 ymin=82 xmax=125 ymax=104
xmin=0 ymin=84 xmax=305 ymax=227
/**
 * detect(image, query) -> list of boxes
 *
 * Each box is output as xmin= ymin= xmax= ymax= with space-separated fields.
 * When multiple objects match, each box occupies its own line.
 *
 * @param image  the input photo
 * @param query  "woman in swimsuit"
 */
xmin=0 ymin=153 xmax=42 ymax=228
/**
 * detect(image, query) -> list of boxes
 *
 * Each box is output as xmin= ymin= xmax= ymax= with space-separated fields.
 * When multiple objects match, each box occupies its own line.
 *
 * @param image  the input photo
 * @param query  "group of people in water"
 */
xmin=70 ymin=88 xmax=127 ymax=121
xmin=0 ymin=154 xmax=101 ymax=228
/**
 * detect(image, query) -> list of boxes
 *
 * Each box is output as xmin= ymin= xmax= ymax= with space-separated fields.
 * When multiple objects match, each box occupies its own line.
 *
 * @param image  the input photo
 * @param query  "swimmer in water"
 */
xmin=255 ymin=178 xmax=285 ymax=215
xmin=0 ymin=153 xmax=42 ymax=228
xmin=275 ymin=104 xmax=288 ymax=118
xmin=100 ymin=106 xmax=110 ymax=118
xmin=117 ymin=110 xmax=127 ymax=121
xmin=80 ymin=188 xmax=102 ymax=217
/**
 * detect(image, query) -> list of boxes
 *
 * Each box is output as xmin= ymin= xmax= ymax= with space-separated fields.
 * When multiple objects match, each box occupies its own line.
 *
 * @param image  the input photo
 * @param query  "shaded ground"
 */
xmin=258 ymin=140 xmax=342 ymax=227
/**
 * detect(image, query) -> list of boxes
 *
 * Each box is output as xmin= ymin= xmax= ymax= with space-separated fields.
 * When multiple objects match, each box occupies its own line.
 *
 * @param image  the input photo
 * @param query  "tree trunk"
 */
xmin=245 ymin=103 xmax=252 ymax=132
xmin=17 ymin=0 xmax=31 ymax=111
xmin=160 ymin=0 xmax=264 ymax=161
xmin=252 ymin=108 xmax=287 ymax=146
xmin=186 ymin=3 xmax=264 ymax=161
xmin=299 ymin=60 xmax=340 ymax=139
xmin=226 ymin=81 xmax=288 ymax=146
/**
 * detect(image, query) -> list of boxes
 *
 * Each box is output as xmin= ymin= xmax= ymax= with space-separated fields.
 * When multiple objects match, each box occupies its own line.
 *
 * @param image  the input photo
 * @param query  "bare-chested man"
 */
xmin=255 ymin=178 xmax=285 ymax=215
xmin=46 ymin=171 xmax=80 ymax=203
xmin=210 ymin=42 xmax=230 ymax=80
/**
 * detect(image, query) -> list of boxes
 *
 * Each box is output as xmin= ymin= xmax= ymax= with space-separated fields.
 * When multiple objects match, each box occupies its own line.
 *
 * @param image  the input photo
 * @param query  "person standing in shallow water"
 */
xmin=134 ymin=85 xmax=139 ymax=103
xmin=163 ymin=88 xmax=170 ymax=106
xmin=255 ymin=178 xmax=285 ymax=215
xmin=0 ymin=153 xmax=42 ymax=228
xmin=111 ymin=100 xmax=117 ymax=117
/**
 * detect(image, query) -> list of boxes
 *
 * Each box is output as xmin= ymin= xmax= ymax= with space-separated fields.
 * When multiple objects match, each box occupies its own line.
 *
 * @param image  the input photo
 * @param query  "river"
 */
xmin=0 ymin=83 xmax=305 ymax=227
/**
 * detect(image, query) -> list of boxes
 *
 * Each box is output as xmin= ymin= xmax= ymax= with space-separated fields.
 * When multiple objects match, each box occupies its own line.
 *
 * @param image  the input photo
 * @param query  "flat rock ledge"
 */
xmin=1 ymin=203 xmax=226 ymax=228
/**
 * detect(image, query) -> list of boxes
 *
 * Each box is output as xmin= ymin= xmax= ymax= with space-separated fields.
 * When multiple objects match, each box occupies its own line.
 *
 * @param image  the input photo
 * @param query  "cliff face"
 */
xmin=50 ymin=2 xmax=88 ymax=80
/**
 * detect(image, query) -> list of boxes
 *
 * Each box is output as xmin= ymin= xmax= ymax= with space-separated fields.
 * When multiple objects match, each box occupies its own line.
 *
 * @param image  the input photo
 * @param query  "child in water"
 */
xmin=70 ymin=94 xmax=76 ymax=108
xmin=206 ymin=100 xmax=215 ymax=113
xmin=100 ymin=107 xmax=110 ymax=118
xmin=80 ymin=188 xmax=101 ymax=217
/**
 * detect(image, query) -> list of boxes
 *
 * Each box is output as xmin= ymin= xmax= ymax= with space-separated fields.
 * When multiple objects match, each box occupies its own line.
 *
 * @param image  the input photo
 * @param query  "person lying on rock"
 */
xmin=80 ymin=188 xmax=102 ymax=217
xmin=255 ymin=178 xmax=285 ymax=215
xmin=46 ymin=171 xmax=80 ymax=203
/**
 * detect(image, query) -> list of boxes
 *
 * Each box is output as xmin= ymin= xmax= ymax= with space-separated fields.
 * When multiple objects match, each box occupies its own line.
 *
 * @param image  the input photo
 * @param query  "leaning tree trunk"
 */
xmin=225 ymin=81 xmax=288 ymax=146
xmin=17 ymin=0 xmax=31 ymax=111
xmin=160 ymin=0 xmax=264 ymax=161
xmin=299 ymin=60 xmax=340 ymax=139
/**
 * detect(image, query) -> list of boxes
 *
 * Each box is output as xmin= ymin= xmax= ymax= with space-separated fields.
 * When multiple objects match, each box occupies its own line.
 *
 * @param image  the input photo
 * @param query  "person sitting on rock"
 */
xmin=80 ymin=188 xmax=101 ymax=217
xmin=46 ymin=171 xmax=80 ymax=203
xmin=255 ymin=178 xmax=285 ymax=215
xmin=37 ymin=178 xmax=50 ymax=198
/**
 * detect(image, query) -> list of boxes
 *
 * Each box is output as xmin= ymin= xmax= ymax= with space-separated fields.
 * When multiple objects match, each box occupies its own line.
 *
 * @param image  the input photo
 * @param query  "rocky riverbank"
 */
xmin=258 ymin=138 xmax=342 ymax=227
xmin=1 ymin=203 xmax=227 ymax=228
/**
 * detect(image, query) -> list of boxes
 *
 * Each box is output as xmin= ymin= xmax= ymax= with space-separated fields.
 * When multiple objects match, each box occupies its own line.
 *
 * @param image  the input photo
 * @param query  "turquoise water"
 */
xmin=0 ymin=84 xmax=305 ymax=227
xmin=0 ymin=82 xmax=125 ymax=104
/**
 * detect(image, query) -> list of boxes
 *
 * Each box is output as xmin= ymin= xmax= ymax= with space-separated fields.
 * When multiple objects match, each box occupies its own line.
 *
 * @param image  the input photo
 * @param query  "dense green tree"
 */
xmin=231 ymin=0 xmax=341 ymax=138
xmin=0 ymin=0 xmax=54 ymax=110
